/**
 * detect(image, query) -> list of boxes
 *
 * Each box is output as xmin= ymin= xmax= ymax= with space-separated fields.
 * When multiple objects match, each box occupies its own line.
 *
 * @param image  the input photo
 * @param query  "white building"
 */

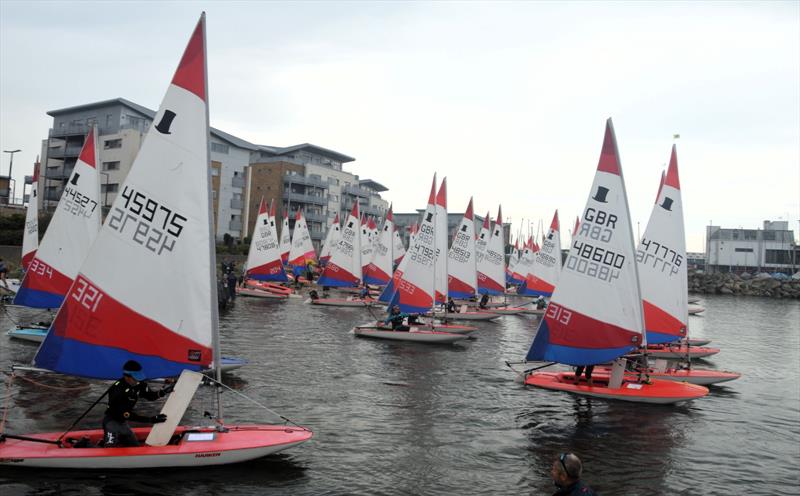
xmin=706 ymin=220 xmax=798 ymax=273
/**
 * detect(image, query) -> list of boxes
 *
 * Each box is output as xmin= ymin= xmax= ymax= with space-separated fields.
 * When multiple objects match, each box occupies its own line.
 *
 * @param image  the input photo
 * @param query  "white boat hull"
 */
xmin=431 ymin=311 xmax=500 ymax=321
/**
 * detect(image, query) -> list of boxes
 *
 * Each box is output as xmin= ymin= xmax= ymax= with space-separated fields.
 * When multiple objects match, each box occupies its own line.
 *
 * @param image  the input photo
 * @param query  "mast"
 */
xmin=609 ymin=119 xmax=647 ymax=349
xmin=198 ymin=12 xmax=222 ymax=418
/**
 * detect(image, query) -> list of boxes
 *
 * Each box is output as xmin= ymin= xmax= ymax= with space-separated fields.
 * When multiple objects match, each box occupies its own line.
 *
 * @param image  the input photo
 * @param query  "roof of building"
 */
xmin=47 ymin=98 xmax=259 ymax=150
xmin=254 ymin=143 xmax=355 ymax=163
xmin=359 ymin=179 xmax=388 ymax=192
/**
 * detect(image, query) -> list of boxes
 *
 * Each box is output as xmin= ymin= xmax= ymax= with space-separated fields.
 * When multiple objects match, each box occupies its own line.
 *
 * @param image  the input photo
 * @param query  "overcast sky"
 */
xmin=1 ymin=1 xmax=798 ymax=251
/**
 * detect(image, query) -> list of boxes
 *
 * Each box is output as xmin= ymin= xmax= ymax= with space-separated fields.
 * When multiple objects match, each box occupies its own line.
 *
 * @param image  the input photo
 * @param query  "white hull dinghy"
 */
xmin=352 ymin=327 xmax=468 ymax=343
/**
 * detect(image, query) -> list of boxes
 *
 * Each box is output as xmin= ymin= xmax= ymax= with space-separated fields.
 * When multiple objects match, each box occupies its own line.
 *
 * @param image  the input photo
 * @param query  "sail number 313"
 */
xmin=545 ymin=303 xmax=572 ymax=325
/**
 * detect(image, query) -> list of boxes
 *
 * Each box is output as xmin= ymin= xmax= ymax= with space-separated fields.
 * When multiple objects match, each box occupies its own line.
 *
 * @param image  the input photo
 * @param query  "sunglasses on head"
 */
xmin=559 ymin=453 xmax=575 ymax=478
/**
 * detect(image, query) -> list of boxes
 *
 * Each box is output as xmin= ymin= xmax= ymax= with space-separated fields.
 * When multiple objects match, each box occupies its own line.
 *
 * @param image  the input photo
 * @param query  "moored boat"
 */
xmin=646 ymin=344 xmax=720 ymax=359
xmin=352 ymin=327 xmax=469 ymax=343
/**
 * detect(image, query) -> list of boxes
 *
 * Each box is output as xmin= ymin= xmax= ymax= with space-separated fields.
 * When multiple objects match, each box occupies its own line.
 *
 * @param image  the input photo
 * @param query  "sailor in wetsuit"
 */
xmin=102 ymin=360 xmax=172 ymax=447
xmin=384 ymin=305 xmax=411 ymax=331
xmin=478 ymin=293 xmax=490 ymax=309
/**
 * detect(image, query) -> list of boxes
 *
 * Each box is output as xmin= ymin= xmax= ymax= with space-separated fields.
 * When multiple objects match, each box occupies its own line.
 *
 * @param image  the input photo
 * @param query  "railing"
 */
xmin=361 ymin=204 xmax=384 ymax=217
xmin=304 ymin=211 xmax=327 ymax=223
xmin=283 ymin=191 xmax=327 ymax=205
xmin=343 ymin=184 xmax=369 ymax=197
xmin=230 ymin=198 xmax=244 ymax=210
xmin=284 ymin=175 xmax=328 ymax=189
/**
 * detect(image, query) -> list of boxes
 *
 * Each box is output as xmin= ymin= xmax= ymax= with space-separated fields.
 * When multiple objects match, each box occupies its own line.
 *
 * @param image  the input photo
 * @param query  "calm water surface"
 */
xmin=0 ymin=294 xmax=798 ymax=495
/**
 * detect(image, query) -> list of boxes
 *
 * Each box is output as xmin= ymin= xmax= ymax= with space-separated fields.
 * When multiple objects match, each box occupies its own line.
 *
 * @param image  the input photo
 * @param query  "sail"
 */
xmin=475 ymin=213 xmax=490 ymax=271
xmin=288 ymin=210 xmax=315 ymax=276
xmin=637 ymin=146 xmax=688 ymax=344
xmin=507 ymin=239 xmax=522 ymax=285
xmin=21 ymin=161 xmax=40 ymax=270
xmin=447 ymin=197 xmax=477 ymax=299
xmin=379 ymin=222 xmax=414 ymax=303
xmin=519 ymin=210 xmax=562 ymax=297
xmin=245 ymin=198 xmax=287 ymax=282
xmin=526 ymin=119 xmax=643 ymax=365
xmin=392 ymin=225 xmax=405 ymax=263
xmin=364 ymin=206 xmax=394 ymax=285
xmin=394 ymin=177 xmax=437 ymax=313
xmin=279 ymin=211 xmax=291 ymax=264
xmin=15 ymin=127 xmax=101 ymax=309
xmin=317 ymin=202 xmax=361 ymax=287
xmin=434 ymin=178 xmax=448 ymax=303
xmin=514 ymin=238 xmax=534 ymax=284
xmin=319 ymin=213 xmax=340 ymax=266
xmin=35 ymin=17 xmax=216 ymax=379
xmin=478 ymin=206 xmax=505 ymax=295
xmin=368 ymin=216 xmax=379 ymax=251
xmin=360 ymin=214 xmax=374 ymax=277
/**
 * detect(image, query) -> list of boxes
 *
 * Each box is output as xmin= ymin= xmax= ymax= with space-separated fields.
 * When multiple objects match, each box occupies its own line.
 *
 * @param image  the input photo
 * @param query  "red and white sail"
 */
xmin=35 ymin=18 xmax=216 ymax=378
xmin=245 ymin=199 xmax=287 ymax=282
xmin=527 ymin=119 xmax=644 ymax=365
xmin=363 ymin=206 xmax=394 ymax=286
xmin=520 ymin=210 xmax=562 ymax=297
xmin=434 ymin=178 xmax=448 ymax=304
xmin=447 ymin=197 xmax=477 ymax=299
xmin=478 ymin=206 xmax=505 ymax=295
xmin=368 ymin=216 xmax=379 ymax=250
xmin=317 ymin=202 xmax=361 ymax=287
xmin=279 ymin=211 xmax=291 ymax=264
xmin=394 ymin=176 xmax=437 ymax=313
xmin=360 ymin=214 xmax=374 ymax=277
xmin=392 ymin=225 xmax=406 ymax=263
xmin=288 ymin=210 xmax=316 ymax=275
xmin=319 ymin=213 xmax=340 ymax=266
xmin=475 ymin=212 xmax=490 ymax=268
xmin=637 ymin=146 xmax=688 ymax=344
xmin=21 ymin=161 xmax=40 ymax=270
xmin=15 ymin=127 xmax=101 ymax=309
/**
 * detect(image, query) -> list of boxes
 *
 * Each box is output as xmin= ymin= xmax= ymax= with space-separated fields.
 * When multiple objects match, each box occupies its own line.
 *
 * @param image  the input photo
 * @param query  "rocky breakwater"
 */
xmin=689 ymin=271 xmax=800 ymax=299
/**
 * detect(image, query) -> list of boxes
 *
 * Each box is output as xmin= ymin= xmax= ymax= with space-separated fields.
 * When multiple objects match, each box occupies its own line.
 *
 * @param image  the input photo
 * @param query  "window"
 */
xmin=328 ymin=177 xmax=339 ymax=186
xmin=104 ymin=139 xmax=122 ymax=149
xmin=211 ymin=142 xmax=230 ymax=154
xmin=106 ymin=114 xmax=113 ymax=127
xmin=329 ymin=194 xmax=338 ymax=202
xmin=766 ymin=249 xmax=792 ymax=264
xmin=103 ymin=161 xmax=120 ymax=171
xmin=101 ymin=183 xmax=119 ymax=193
xmin=211 ymin=168 xmax=220 ymax=176
xmin=734 ymin=248 xmax=753 ymax=253
xmin=763 ymin=231 xmax=776 ymax=241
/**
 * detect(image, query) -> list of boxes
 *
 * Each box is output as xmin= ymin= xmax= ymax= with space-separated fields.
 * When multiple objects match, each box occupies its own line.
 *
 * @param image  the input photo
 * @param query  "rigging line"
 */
xmin=2 ymin=370 xmax=91 ymax=392
xmin=203 ymin=375 xmax=309 ymax=432
xmin=0 ymin=372 xmax=13 ymax=434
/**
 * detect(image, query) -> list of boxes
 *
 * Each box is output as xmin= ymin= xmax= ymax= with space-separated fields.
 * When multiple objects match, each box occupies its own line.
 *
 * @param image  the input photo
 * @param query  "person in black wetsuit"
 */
xmin=384 ymin=305 xmax=411 ymax=331
xmin=102 ymin=360 xmax=172 ymax=447
xmin=551 ymin=452 xmax=597 ymax=495
xmin=478 ymin=293 xmax=489 ymax=309
xmin=574 ymin=365 xmax=595 ymax=386
xmin=447 ymin=297 xmax=457 ymax=313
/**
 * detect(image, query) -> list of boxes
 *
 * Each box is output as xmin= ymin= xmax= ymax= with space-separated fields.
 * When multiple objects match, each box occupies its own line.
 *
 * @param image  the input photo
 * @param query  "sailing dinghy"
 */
xmin=288 ymin=210 xmax=316 ymax=276
xmin=353 ymin=177 xmax=468 ymax=344
xmin=519 ymin=119 xmax=708 ymax=404
xmin=0 ymin=15 xmax=311 ymax=467
xmin=8 ymin=126 xmax=102 ymax=341
xmin=630 ymin=145 xmax=734 ymax=383
xmin=319 ymin=213 xmax=340 ymax=266
xmin=238 ymin=198 xmax=290 ymax=299
xmin=20 ymin=161 xmax=40 ymax=272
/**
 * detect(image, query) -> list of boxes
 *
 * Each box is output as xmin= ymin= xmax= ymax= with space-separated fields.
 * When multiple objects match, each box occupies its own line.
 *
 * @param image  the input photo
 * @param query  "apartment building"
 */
xmin=40 ymin=98 xmax=255 ymax=240
xmin=243 ymin=144 xmax=390 ymax=251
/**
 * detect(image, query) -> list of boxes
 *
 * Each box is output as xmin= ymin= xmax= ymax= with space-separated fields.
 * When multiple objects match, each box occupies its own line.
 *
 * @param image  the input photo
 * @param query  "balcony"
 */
xmin=304 ymin=211 xmax=327 ymax=223
xmin=343 ymin=184 xmax=369 ymax=197
xmin=49 ymin=124 xmax=91 ymax=138
xmin=283 ymin=175 xmax=328 ymax=189
xmin=283 ymin=191 xmax=327 ymax=206
xmin=230 ymin=198 xmax=244 ymax=210
xmin=231 ymin=176 xmax=245 ymax=188
xmin=362 ymin=204 xmax=384 ymax=218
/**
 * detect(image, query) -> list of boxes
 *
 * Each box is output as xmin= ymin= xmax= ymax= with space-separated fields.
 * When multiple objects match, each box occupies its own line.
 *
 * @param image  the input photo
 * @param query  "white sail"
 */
xmin=434 ymin=177 xmax=448 ymax=304
xmin=21 ymin=161 xmax=40 ymax=270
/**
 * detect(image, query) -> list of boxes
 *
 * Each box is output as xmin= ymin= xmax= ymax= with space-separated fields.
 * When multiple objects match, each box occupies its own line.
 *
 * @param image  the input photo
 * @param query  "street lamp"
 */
xmin=3 ymin=149 xmax=21 ymax=205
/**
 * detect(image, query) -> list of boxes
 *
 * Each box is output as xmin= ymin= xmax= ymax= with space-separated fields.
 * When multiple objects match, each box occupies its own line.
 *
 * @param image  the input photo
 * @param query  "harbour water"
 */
xmin=0 ymin=294 xmax=798 ymax=495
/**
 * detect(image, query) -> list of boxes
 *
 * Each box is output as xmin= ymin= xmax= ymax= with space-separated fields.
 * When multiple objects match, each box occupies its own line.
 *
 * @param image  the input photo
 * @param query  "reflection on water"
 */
xmin=0 ymin=294 xmax=798 ymax=495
